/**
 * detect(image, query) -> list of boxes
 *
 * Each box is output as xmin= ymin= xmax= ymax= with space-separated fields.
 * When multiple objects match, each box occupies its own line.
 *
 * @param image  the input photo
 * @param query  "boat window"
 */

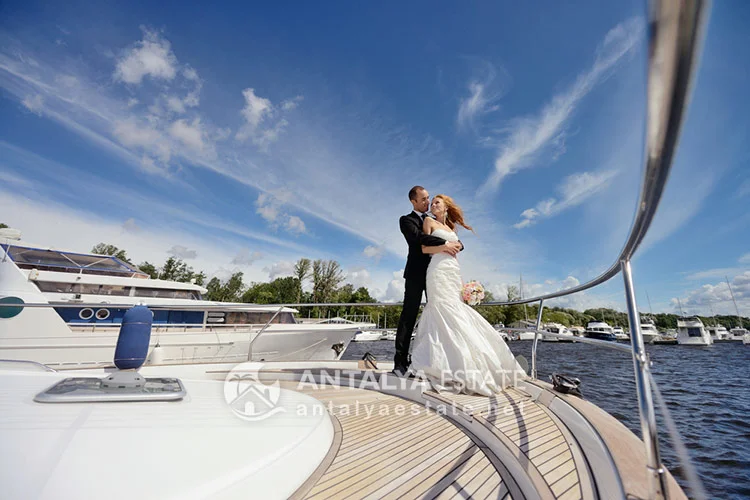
xmin=130 ymin=288 xmax=199 ymax=299
xmin=2 ymin=244 xmax=146 ymax=277
xmin=35 ymin=281 xmax=132 ymax=296
xmin=225 ymin=311 xmax=296 ymax=324
xmin=687 ymin=327 xmax=703 ymax=337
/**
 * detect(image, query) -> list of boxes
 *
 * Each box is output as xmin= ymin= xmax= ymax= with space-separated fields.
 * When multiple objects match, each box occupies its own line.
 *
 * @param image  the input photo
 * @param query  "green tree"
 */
xmin=91 ymin=243 xmax=132 ymax=264
xmin=205 ymin=272 xmax=245 ymax=302
xmin=137 ymin=261 xmax=159 ymax=279
xmin=311 ymin=259 xmax=345 ymax=304
xmin=293 ymin=258 xmax=312 ymax=304
xmin=0 ymin=223 xmax=8 ymax=229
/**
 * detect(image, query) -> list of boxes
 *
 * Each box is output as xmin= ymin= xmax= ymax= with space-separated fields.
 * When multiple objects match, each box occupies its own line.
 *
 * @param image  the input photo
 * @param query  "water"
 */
xmin=343 ymin=340 xmax=750 ymax=499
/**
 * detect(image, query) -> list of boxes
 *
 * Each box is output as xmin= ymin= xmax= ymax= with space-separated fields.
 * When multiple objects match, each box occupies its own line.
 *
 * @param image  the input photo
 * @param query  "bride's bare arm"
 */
xmin=422 ymin=219 xmax=460 ymax=255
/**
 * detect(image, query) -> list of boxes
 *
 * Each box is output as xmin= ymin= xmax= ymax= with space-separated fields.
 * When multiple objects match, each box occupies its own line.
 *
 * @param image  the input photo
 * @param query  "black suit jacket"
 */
xmin=400 ymin=212 xmax=448 ymax=281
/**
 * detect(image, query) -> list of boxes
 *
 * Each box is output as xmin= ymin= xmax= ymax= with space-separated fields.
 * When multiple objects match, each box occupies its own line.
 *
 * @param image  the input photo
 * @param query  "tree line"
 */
xmin=90 ymin=242 xmax=749 ymax=330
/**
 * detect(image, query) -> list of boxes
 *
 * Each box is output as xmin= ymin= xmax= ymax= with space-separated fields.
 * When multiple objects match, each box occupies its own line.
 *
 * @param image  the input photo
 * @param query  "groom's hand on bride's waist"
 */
xmin=443 ymin=241 xmax=461 ymax=256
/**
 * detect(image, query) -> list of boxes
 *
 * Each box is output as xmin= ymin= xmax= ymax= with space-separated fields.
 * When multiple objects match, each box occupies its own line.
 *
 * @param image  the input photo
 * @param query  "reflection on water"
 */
xmin=343 ymin=340 xmax=750 ymax=500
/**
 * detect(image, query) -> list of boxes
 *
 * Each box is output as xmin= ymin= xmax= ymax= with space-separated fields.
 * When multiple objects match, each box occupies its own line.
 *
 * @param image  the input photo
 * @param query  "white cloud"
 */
xmin=383 ymin=270 xmax=406 ymax=303
xmin=256 ymin=192 xmax=281 ymax=223
xmin=231 ymin=248 xmax=263 ymax=266
xmin=166 ymin=95 xmax=185 ymax=113
xmin=237 ymin=88 xmax=272 ymax=133
xmin=265 ymin=260 xmax=296 ymax=280
xmin=235 ymin=88 xmax=292 ymax=150
xmin=281 ymin=95 xmax=304 ymax=111
xmin=285 ymin=215 xmax=307 ymax=235
xmin=114 ymin=28 xmax=178 ymax=85
xmin=675 ymin=271 xmax=750 ymax=316
xmin=479 ymin=18 xmax=643 ymax=195
xmin=126 ymin=98 xmax=139 ymax=108
xmin=167 ymin=244 xmax=197 ymax=259
xmin=347 ymin=267 xmax=371 ymax=288
xmin=514 ymin=170 xmax=618 ymax=228
xmin=122 ymin=218 xmax=140 ymax=233
xmin=22 ymin=94 xmax=44 ymax=114
xmin=255 ymin=192 xmax=307 ymax=235
xmin=113 ymin=118 xmax=171 ymax=162
xmin=363 ymin=245 xmax=385 ymax=262
xmin=169 ymin=118 xmax=205 ymax=152
xmin=740 ymin=253 xmax=750 ymax=264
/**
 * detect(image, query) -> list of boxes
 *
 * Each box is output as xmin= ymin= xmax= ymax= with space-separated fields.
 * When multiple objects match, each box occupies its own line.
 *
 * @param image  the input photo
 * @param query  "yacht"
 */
xmin=583 ymin=321 xmax=617 ymax=341
xmin=728 ymin=326 xmax=749 ymax=341
xmin=379 ymin=329 xmax=397 ymax=341
xmin=676 ymin=317 xmax=712 ymax=346
xmin=706 ymin=324 xmax=731 ymax=342
xmin=612 ymin=326 xmax=629 ymax=342
xmin=572 ymin=326 xmax=585 ymax=336
xmin=351 ymin=330 xmax=382 ymax=342
xmin=0 ymin=3 xmax=706 ymax=498
xmin=542 ymin=323 xmax=575 ymax=342
xmin=639 ymin=318 xmax=660 ymax=344
xmin=0 ymin=242 xmax=373 ymax=368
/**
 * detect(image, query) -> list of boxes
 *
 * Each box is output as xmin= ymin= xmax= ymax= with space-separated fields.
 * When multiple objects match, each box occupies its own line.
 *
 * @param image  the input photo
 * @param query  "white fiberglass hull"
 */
xmin=0 ymin=324 xmax=357 ymax=369
xmin=352 ymin=331 xmax=382 ymax=342
xmin=676 ymin=333 xmax=712 ymax=346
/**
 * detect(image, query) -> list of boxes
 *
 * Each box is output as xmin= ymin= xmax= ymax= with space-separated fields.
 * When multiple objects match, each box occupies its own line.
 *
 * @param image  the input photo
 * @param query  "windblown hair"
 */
xmin=408 ymin=185 xmax=425 ymax=201
xmin=434 ymin=194 xmax=474 ymax=233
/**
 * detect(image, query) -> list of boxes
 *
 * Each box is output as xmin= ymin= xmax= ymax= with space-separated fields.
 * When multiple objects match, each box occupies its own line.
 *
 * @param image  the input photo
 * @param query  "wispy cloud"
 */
xmin=514 ymin=169 xmax=618 ymax=228
xmin=457 ymin=62 xmax=502 ymax=132
xmin=21 ymin=93 xmax=44 ymax=113
xmin=478 ymin=18 xmax=643 ymax=195
xmin=235 ymin=88 xmax=296 ymax=150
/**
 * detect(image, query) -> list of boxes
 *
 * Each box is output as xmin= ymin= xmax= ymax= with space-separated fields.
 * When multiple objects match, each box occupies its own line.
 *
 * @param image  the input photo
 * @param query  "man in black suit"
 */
xmin=393 ymin=185 xmax=462 ymax=377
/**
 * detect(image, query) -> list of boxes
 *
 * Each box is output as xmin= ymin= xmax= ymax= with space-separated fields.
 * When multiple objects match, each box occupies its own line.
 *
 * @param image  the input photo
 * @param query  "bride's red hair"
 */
xmin=434 ymin=194 xmax=474 ymax=233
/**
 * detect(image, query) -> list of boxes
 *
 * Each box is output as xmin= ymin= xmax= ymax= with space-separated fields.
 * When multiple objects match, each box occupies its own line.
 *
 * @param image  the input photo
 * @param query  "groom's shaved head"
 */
xmin=409 ymin=185 xmax=426 ymax=201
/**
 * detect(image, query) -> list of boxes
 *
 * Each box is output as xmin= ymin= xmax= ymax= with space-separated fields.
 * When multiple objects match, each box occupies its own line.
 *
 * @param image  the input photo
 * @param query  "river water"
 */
xmin=342 ymin=340 xmax=750 ymax=499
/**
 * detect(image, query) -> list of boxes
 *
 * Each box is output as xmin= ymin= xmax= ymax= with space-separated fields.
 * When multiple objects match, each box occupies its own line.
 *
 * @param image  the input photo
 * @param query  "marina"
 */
xmin=2 ymin=1 xmax=749 ymax=500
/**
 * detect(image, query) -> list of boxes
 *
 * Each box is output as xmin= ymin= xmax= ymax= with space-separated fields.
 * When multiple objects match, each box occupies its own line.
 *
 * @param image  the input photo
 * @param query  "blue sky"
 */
xmin=1 ymin=1 xmax=748 ymax=315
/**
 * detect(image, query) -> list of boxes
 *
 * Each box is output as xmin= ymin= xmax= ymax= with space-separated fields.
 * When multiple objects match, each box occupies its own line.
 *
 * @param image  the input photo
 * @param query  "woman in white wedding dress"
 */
xmin=409 ymin=194 xmax=526 ymax=396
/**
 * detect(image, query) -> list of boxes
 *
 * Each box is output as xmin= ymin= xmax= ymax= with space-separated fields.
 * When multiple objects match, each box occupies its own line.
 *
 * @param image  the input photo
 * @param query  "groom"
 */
xmin=393 ymin=185 xmax=462 ymax=377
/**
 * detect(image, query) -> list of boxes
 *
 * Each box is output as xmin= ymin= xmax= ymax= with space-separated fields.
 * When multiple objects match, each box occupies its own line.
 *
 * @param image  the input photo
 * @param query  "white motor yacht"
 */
xmin=706 ymin=324 xmax=731 ymax=342
xmin=639 ymin=318 xmax=660 ymax=344
xmin=676 ymin=317 xmax=712 ymax=346
xmin=583 ymin=321 xmax=617 ymax=341
xmin=0 ymin=242 xmax=373 ymax=368
xmin=351 ymin=330 xmax=382 ymax=342
xmin=612 ymin=326 xmax=629 ymax=342
xmin=728 ymin=326 xmax=749 ymax=341
xmin=542 ymin=323 xmax=575 ymax=342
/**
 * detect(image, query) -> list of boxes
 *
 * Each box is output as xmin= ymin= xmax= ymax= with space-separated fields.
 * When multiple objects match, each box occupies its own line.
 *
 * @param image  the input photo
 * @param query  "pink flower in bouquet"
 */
xmin=461 ymin=281 xmax=485 ymax=306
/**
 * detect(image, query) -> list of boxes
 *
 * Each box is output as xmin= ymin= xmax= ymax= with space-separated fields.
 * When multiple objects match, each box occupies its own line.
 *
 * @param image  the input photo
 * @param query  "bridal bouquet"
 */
xmin=461 ymin=281 xmax=485 ymax=306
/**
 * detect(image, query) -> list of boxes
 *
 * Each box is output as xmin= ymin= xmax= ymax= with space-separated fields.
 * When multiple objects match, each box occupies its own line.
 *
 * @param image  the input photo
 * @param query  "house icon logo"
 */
xmin=224 ymin=362 xmax=285 ymax=421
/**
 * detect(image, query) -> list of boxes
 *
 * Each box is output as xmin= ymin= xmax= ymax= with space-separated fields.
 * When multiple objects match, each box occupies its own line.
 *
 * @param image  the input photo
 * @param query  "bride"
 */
xmin=409 ymin=194 xmax=526 ymax=395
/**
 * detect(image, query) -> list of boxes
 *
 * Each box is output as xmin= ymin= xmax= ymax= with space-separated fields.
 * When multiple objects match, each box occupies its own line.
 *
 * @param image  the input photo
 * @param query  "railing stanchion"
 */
xmin=531 ymin=299 xmax=544 ymax=379
xmin=621 ymin=259 xmax=667 ymax=500
xmin=247 ymin=306 xmax=284 ymax=362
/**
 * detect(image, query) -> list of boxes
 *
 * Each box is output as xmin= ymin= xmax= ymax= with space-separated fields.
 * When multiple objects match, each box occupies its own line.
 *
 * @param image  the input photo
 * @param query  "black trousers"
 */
xmin=394 ymin=274 xmax=427 ymax=368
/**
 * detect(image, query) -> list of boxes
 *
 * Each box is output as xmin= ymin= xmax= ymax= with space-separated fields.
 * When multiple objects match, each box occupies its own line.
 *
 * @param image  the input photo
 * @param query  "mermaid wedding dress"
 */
xmin=409 ymin=228 xmax=526 ymax=395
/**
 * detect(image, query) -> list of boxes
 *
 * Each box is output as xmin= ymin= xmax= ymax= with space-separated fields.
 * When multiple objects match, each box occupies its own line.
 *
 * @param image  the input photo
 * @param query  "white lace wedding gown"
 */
xmin=410 ymin=228 xmax=526 ymax=395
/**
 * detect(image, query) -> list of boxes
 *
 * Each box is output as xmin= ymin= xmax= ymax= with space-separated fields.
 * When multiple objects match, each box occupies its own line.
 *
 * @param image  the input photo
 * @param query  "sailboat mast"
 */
xmin=726 ymin=276 xmax=744 ymax=328
xmin=520 ymin=273 xmax=529 ymax=322
xmin=677 ymin=297 xmax=685 ymax=317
